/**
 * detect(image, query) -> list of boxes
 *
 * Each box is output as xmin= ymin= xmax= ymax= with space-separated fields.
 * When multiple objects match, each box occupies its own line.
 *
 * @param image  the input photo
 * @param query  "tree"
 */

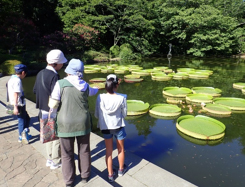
xmin=57 ymin=0 xmax=157 ymax=56
xmin=158 ymin=1 xmax=240 ymax=56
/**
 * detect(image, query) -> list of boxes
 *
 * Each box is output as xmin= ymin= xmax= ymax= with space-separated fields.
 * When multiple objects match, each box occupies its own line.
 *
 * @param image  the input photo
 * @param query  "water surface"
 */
xmin=23 ymin=57 xmax=245 ymax=187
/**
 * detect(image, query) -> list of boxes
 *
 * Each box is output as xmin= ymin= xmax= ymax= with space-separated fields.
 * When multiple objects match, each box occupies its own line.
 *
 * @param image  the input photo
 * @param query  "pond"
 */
xmin=23 ymin=57 xmax=245 ymax=187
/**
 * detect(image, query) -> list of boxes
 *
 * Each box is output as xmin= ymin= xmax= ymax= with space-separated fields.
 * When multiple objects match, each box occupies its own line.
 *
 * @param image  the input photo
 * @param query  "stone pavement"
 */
xmin=0 ymin=76 xmax=197 ymax=187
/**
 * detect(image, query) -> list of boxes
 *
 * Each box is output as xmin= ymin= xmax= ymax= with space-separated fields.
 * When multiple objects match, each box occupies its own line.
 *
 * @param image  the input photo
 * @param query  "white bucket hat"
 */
xmin=46 ymin=49 xmax=67 ymax=64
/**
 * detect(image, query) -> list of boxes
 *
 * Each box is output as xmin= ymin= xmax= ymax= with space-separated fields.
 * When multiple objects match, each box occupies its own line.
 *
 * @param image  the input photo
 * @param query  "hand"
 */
xmin=13 ymin=106 xmax=19 ymax=115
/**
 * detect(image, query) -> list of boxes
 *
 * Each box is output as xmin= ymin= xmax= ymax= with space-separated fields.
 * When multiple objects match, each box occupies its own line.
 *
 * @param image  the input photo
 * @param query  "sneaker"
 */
xmin=108 ymin=172 xmax=115 ymax=183
xmin=66 ymin=184 xmax=74 ymax=187
xmin=18 ymin=136 xmax=22 ymax=143
xmin=46 ymin=159 xmax=53 ymax=167
xmin=50 ymin=162 xmax=61 ymax=170
xmin=21 ymin=131 xmax=29 ymax=144
xmin=118 ymin=164 xmax=128 ymax=177
xmin=81 ymin=177 xmax=88 ymax=184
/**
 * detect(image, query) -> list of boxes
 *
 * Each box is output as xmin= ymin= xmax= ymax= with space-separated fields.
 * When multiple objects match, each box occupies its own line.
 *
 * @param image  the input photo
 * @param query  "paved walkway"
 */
xmin=0 ymin=76 xmax=197 ymax=187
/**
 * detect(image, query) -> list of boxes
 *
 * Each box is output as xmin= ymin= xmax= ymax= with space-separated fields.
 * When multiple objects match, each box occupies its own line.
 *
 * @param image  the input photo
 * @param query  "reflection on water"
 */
xmin=23 ymin=57 xmax=245 ymax=187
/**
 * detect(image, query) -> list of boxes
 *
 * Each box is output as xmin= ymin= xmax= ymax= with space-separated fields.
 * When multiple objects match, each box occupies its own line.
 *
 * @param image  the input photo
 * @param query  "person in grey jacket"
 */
xmin=95 ymin=74 xmax=127 ymax=183
xmin=50 ymin=59 xmax=98 ymax=187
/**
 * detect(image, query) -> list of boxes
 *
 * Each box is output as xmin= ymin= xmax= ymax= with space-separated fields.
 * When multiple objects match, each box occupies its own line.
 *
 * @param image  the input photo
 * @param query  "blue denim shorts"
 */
xmin=102 ymin=127 xmax=126 ymax=140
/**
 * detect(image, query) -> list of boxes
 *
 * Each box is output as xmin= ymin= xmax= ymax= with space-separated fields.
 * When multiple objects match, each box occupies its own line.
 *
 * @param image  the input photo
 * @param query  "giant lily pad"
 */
xmin=177 ymin=68 xmax=195 ymax=73
xmin=188 ymin=72 xmax=209 ymax=79
xmin=131 ymin=70 xmax=150 ymax=76
xmin=89 ymin=78 xmax=106 ymax=83
xmin=233 ymin=82 xmax=245 ymax=90
xmin=149 ymin=113 xmax=180 ymax=120
xmin=89 ymin=82 xmax=105 ymax=89
xmin=166 ymin=97 xmax=183 ymax=104
xmin=127 ymin=100 xmax=149 ymax=116
xmin=153 ymin=66 xmax=169 ymax=71
xmin=173 ymin=72 xmax=189 ymax=80
xmin=152 ymin=74 xmax=173 ymax=81
xmin=124 ymin=74 xmax=141 ymax=79
xmin=202 ymin=103 xmax=231 ymax=115
xmin=242 ymin=87 xmax=245 ymax=95
xmin=176 ymin=115 xmax=226 ymax=140
xmin=124 ymin=78 xmax=143 ymax=83
xmin=177 ymin=130 xmax=223 ymax=145
xmin=162 ymin=87 xmax=193 ymax=98
xmin=213 ymin=97 xmax=245 ymax=111
xmin=186 ymin=94 xmax=213 ymax=104
xmin=192 ymin=87 xmax=222 ymax=97
xmin=149 ymin=104 xmax=181 ymax=117
xmin=84 ymin=66 xmax=101 ymax=73
xmin=101 ymin=68 xmax=114 ymax=73
xmin=195 ymin=69 xmax=213 ymax=75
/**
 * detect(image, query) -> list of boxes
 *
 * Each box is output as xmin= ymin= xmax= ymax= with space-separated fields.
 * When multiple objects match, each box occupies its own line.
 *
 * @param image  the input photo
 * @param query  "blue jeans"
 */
xmin=102 ymin=127 xmax=127 ymax=140
xmin=17 ymin=105 xmax=30 ymax=136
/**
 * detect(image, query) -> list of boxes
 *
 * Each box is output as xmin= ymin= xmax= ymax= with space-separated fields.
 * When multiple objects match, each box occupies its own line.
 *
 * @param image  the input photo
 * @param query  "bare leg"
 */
xmin=117 ymin=139 xmax=125 ymax=170
xmin=104 ymin=138 xmax=114 ymax=175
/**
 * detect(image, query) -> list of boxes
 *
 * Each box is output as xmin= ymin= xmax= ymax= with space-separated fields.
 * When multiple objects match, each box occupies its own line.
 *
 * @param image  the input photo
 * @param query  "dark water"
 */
xmin=23 ymin=57 xmax=245 ymax=187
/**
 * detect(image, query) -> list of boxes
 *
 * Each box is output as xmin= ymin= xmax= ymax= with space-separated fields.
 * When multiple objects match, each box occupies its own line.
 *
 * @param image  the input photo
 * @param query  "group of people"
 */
xmin=7 ymin=49 xmax=128 ymax=187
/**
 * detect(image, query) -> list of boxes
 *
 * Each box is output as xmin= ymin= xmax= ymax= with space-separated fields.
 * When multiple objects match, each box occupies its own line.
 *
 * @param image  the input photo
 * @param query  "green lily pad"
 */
xmin=153 ymin=66 xmax=169 ymax=71
xmin=166 ymin=97 xmax=183 ymax=104
xmin=152 ymin=74 xmax=173 ymax=81
xmin=164 ymin=69 xmax=173 ymax=73
xmin=89 ymin=78 xmax=106 ymax=83
xmin=177 ymin=68 xmax=195 ymax=73
xmin=202 ymin=103 xmax=231 ymax=115
xmin=101 ymin=68 xmax=114 ymax=73
xmin=192 ymin=87 xmax=222 ymax=97
xmin=177 ymin=130 xmax=223 ymax=145
xmin=233 ymin=82 xmax=245 ymax=89
xmin=188 ymin=72 xmax=209 ymax=79
xmin=186 ymin=94 xmax=213 ymax=104
xmin=162 ymin=87 xmax=193 ymax=98
xmin=127 ymin=100 xmax=149 ymax=116
xmin=149 ymin=113 xmax=180 ymax=120
xmin=213 ymin=97 xmax=245 ymax=111
xmin=124 ymin=74 xmax=141 ymax=79
xmin=176 ymin=115 xmax=226 ymax=140
xmin=173 ymin=72 xmax=189 ymax=80
xmin=149 ymin=104 xmax=181 ymax=117
xmin=89 ymin=82 xmax=105 ymax=89
xmin=84 ymin=65 xmax=100 ymax=69
xmin=124 ymin=78 xmax=143 ymax=83
xmin=84 ymin=68 xmax=100 ymax=74
xmin=131 ymin=70 xmax=150 ymax=76
xmin=195 ymin=69 xmax=213 ymax=75
xmin=242 ymin=87 xmax=245 ymax=94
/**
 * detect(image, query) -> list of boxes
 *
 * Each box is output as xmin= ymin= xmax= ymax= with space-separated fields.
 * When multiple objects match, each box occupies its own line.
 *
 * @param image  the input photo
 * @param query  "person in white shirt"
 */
xmin=7 ymin=64 xmax=31 ymax=144
xmin=95 ymin=74 xmax=127 ymax=183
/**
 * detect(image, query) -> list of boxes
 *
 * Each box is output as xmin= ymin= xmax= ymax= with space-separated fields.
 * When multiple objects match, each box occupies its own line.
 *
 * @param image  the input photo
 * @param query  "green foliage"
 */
xmin=0 ymin=54 xmax=23 ymax=65
xmin=0 ymin=60 xmax=22 ymax=75
xmin=109 ymin=45 xmax=120 ymax=58
xmin=82 ymin=50 xmax=108 ymax=63
xmin=158 ymin=3 xmax=240 ymax=56
xmin=119 ymin=44 xmax=137 ymax=60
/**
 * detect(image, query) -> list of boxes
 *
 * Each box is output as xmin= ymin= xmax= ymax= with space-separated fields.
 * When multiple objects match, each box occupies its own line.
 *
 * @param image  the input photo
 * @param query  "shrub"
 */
xmin=82 ymin=50 xmax=109 ymax=63
xmin=0 ymin=60 xmax=22 ymax=75
xmin=110 ymin=45 xmax=120 ymax=58
xmin=119 ymin=44 xmax=135 ymax=60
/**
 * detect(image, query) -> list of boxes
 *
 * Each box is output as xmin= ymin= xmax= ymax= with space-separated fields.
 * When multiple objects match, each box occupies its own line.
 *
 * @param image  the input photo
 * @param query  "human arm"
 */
xmin=94 ymin=95 xmax=100 ymax=119
xmin=50 ymin=82 xmax=61 ymax=101
xmin=121 ymin=97 xmax=127 ymax=118
xmin=13 ymin=92 xmax=19 ymax=115
xmin=89 ymin=86 xmax=99 ymax=96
